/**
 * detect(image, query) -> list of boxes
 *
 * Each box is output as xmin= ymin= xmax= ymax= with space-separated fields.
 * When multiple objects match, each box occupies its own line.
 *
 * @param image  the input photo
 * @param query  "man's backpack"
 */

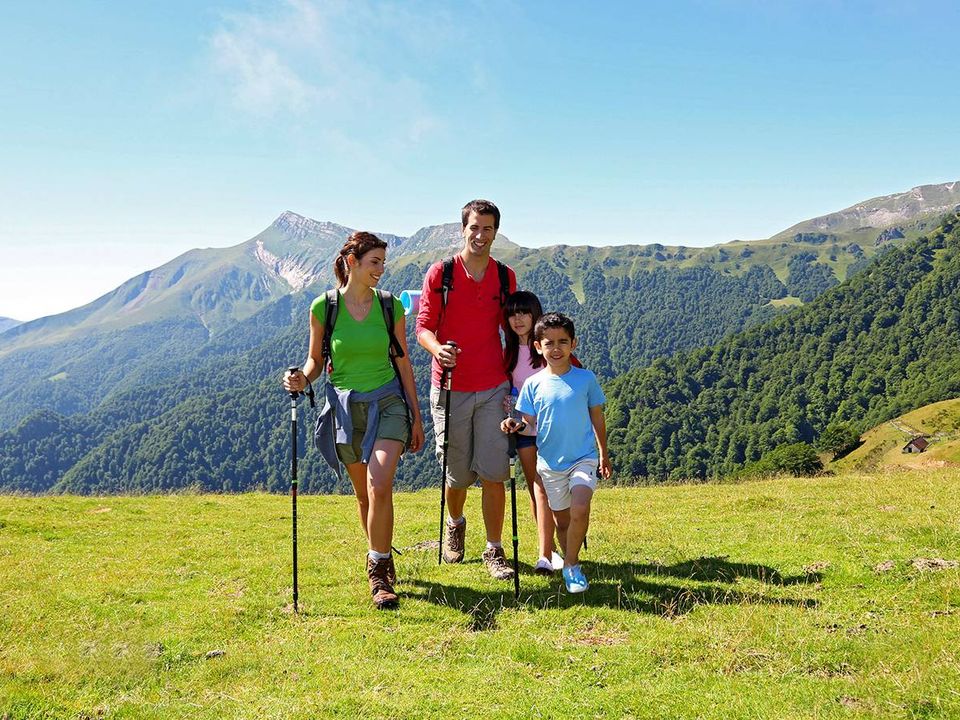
xmin=319 ymin=288 xmax=409 ymax=412
xmin=436 ymin=256 xmax=511 ymax=322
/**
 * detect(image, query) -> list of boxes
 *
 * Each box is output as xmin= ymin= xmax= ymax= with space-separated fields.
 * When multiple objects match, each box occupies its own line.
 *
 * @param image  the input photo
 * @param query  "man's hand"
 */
xmin=435 ymin=341 xmax=460 ymax=369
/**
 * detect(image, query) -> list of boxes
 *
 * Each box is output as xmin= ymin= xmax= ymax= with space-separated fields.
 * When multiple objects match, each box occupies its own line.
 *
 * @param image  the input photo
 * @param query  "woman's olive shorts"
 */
xmin=335 ymin=393 xmax=410 ymax=465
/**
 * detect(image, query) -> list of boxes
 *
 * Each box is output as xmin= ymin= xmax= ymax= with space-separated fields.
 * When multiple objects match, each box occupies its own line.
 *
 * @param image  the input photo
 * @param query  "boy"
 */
xmin=501 ymin=312 xmax=611 ymax=593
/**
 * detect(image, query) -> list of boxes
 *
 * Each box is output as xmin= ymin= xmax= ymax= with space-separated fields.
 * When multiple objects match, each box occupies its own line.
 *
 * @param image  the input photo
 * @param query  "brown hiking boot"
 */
xmin=367 ymin=556 xmax=399 ymax=610
xmin=442 ymin=518 xmax=466 ymax=564
xmin=482 ymin=545 xmax=515 ymax=581
xmin=386 ymin=554 xmax=396 ymax=586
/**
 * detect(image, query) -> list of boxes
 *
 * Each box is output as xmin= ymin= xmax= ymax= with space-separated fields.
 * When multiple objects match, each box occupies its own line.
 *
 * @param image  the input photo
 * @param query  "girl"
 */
xmin=504 ymin=290 xmax=562 ymax=575
xmin=284 ymin=232 xmax=424 ymax=609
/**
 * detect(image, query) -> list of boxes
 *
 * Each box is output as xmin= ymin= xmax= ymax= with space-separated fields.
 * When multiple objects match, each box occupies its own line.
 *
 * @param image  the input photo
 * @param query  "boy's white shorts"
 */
xmin=536 ymin=458 xmax=598 ymax=512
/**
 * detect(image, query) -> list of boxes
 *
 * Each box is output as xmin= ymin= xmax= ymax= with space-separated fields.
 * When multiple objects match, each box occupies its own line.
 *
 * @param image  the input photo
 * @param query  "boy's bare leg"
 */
xmin=480 ymin=478 xmax=505 ymax=544
xmin=553 ymin=508 xmax=569 ymax=558
xmin=562 ymin=485 xmax=593 ymax=567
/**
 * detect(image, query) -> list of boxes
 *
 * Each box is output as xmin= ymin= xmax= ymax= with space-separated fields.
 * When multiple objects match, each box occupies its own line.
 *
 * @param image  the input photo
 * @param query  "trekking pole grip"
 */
xmin=287 ymin=366 xmax=301 ymax=400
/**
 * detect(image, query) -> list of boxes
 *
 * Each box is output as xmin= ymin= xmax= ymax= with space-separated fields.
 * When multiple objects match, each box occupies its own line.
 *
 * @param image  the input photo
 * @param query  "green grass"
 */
xmin=2 ymin=471 xmax=960 ymax=719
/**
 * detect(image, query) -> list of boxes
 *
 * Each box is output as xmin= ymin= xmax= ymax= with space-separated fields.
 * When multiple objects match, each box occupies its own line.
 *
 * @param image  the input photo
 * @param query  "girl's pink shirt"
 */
xmin=511 ymin=344 xmax=542 ymax=437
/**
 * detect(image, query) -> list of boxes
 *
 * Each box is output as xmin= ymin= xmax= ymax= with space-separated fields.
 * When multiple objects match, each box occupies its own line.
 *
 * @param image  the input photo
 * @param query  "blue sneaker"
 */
xmin=562 ymin=564 xmax=589 ymax=594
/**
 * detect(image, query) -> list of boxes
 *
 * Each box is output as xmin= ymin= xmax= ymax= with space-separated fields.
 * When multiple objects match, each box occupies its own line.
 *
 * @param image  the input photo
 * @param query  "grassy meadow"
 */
xmin=2 ymin=469 xmax=959 ymax=719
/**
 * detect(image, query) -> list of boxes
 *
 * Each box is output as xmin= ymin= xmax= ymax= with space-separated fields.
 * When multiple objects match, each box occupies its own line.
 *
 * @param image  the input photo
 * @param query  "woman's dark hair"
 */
xmin=504 ymin=290 xmax=544 ymax=376
xmin=333 ymin=231 xmax=388 ymax=287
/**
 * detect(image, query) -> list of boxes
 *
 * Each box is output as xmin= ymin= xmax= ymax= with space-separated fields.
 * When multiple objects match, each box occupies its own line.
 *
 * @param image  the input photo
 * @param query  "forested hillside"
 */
xmin=2 ymin=186 xmax=958 ymax=494
xmin=604 ymin=211 xmax=960 ymax=480
xmin=0 ymin=257 xmax=790 ymax=493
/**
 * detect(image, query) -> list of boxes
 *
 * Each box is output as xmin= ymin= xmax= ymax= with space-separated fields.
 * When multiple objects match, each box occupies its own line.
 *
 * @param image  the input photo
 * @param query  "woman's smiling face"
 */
xmin=352 ymin=247 xmax=386 ymax=287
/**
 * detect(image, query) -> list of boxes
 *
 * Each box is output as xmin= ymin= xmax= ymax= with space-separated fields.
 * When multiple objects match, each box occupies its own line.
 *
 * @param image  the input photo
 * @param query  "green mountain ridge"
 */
xmin=603 ymin=210 xmax=960 ymax=480
xmin=2 ymin=183 xmax=960 ymax=492
xmin=6 ymin=180 xmax=958 ymax=357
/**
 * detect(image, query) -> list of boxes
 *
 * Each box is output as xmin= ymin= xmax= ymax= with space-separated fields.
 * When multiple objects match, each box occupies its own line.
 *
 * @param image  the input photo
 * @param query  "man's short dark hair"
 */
xmin=534 ymin=312 xmax=575 ymax=341
xmin=461 ymin=199 xmax=500 ymax=230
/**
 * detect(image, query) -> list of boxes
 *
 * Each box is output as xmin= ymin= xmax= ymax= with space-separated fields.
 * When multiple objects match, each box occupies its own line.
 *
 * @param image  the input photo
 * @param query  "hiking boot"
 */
xmin=386 ymin=554 xmax=396 ymax=586
xmin=367 ymin=556 xmax=399 ymax=610
xmin=443 ymin=518 xmax=466 ymax=564
xmin=482 ymin=545 xmax=515 ymax=581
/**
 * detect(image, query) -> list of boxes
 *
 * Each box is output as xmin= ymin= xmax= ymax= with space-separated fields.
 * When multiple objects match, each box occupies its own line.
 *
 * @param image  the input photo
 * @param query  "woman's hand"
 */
xmin=409 ymin=416 xmax=425 ymax=453
xmin=283 ymin=369 xmax=306 ymax=393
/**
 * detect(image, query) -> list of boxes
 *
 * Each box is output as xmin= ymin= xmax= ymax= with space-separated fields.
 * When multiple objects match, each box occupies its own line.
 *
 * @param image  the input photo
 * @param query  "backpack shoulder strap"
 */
xmin=375 ymin=289 xmax=405 ymax=359
xmin=495 ymin=260 xmax=510 ymax=307
xmin=440 ymin=257 xmax=455 ymax=306
xmin=374 ymin=288 xmax=413 ymax=421
xmin=431 ymin=256 xmax=455 ymax=326
xmin=320 ymin=288 xmax=339 ymax=369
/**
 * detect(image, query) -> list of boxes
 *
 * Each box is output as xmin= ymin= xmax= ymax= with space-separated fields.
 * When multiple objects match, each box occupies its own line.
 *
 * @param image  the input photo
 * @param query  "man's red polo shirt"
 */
xmin=415 ymin=255 xmax=517 ymax=392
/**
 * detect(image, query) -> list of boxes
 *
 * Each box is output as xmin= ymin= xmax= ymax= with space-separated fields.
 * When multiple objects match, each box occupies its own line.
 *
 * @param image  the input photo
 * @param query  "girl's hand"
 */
xmin=408 ymin=417 xmax=425 ymax=453
xmin=500 ymin=417 xmax=523 ymax=434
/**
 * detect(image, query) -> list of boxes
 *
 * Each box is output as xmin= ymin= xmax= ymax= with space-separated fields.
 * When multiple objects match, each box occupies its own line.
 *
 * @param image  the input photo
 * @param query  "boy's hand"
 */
xmin=501 ymin=417 xmax=523 ymax=434
xmin=598 ymin=453 xmax=612 ymax=479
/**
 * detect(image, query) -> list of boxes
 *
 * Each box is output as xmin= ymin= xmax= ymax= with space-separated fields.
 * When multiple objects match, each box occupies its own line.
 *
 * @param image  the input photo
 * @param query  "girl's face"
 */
xmin=508 ymin=309 xmax=534 ymax=339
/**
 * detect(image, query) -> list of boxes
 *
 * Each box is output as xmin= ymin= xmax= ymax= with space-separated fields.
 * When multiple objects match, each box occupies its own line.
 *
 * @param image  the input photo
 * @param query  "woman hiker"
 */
xmin=283 ymin=231 xmax=424 ymax=609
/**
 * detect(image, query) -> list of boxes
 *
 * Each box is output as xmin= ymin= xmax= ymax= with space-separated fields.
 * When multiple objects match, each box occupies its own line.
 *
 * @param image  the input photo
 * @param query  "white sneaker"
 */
xmin=534 ymin=557 xmax=554 ymax=576
xmin=551 ymin=551 xmax=564 ymax=571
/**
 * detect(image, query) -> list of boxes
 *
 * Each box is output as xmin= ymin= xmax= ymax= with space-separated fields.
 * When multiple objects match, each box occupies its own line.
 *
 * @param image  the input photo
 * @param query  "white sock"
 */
xmin=486 ymin=541 xmax=502 ymax=550
xmin=448 ymin=515 xmax=465 ymax=526
xmin=368 ymin=549 xmax=391 ymax=561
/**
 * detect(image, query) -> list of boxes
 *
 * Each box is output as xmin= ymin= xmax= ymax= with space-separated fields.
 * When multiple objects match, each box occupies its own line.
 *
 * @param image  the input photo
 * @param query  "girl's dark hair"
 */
xmin=333 ymin=231 xmax=388 ymax=287
xmin=504 ymin=290 xmax=545 ymax=377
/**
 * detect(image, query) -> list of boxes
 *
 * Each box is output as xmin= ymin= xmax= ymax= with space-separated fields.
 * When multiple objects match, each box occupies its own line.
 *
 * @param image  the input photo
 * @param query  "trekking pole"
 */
xmin=287 ymin=366 xmax=301 ymax=614
xmin=508 ymin=388 xmax=520 ymax=599
xmin=437 ymin=341 xmax=457 ymax=565
xmin=509 ymin=438 xmax=520 ymax=599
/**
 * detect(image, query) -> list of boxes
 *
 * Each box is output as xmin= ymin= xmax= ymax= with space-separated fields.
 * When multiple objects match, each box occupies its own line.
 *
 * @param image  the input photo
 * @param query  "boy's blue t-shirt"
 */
xmin=517 ymin=365 xmax=606 ymax=472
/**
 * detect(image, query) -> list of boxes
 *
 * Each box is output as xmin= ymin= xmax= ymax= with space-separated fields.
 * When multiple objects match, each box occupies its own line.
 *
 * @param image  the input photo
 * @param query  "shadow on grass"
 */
xmin=404 ymin=555 xmax=821 ymax=631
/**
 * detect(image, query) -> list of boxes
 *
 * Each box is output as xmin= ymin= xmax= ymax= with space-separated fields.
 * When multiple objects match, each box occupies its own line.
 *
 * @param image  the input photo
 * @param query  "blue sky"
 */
xmin=2 ymin=0 xmax=959 ymax=321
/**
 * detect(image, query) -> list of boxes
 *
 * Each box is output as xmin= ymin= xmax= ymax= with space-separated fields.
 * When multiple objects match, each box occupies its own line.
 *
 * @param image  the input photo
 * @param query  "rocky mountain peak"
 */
xmin=271 ymin=211 xmax=350 ymax=240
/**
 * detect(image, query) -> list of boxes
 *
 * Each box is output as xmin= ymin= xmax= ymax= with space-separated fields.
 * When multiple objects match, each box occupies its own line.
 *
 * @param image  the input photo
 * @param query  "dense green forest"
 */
xmin=0 ymin=254 xmax=796 ymax=493
xmin=6 ymin=210 xmax=960 ymax=494
xmin=603 ymin=211 xmax=960 ymax=480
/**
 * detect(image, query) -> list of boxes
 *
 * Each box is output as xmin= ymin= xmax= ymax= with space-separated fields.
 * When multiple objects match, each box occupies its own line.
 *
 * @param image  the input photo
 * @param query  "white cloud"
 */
xmin=207 ymin=0 xmax=449 ymax=150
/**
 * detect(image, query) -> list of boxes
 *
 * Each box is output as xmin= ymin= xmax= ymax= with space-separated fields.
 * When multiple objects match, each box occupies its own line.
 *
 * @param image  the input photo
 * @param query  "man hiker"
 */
xmin=416 ymin=199 xmax=517 ymax=580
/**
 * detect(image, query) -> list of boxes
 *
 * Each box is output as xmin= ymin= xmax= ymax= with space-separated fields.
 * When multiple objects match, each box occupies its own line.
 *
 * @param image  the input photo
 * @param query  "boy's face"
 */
xmin=461 ymin=211 xmax=497 ymax=259
xmin=534 ymin=327 xmax=577 ymax=369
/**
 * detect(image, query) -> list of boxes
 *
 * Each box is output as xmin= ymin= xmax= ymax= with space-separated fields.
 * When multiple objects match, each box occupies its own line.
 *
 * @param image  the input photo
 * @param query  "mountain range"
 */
xmin=1 ymin=181 xmax=959 ymax=493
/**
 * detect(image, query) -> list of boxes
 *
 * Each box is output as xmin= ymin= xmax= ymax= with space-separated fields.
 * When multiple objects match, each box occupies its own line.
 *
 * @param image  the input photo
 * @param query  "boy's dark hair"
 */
xmin=461 ymin=199 xmax=500 ymax=230
xmin=504 ymin=291 xmax=545 ymax=377
xmin=534 ymin=312 xmax=575 ymax=342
